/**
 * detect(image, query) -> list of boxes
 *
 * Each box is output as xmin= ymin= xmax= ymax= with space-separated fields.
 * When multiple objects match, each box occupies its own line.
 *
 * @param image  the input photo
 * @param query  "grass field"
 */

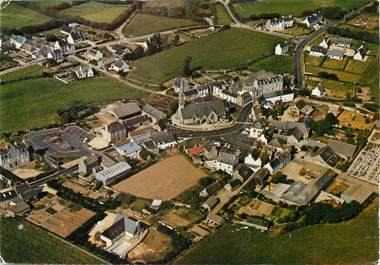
xmin=1 ymin=3 xmax=52 ymax=30
xmin=248 ymin=55 xmax=292 ymax=74
xmin=60 ymin=1 xmax=130 ymax=24
xmin=1 ymin=218 xmax=106 ymax=264
xmin=338 ymin=110 xmax=373 ymax=130
xmin=322 ymin=58 xmax=348 ymax=71
xmin=232 ymin=0 xmax=371 ymax=18
xmin=305 ymin=64 xmax=361 ymax=83
xmin=216 ymin=4 xmax=233 ymax=25
xmin=123 ymin=13 xmax=198 ymax=37
xmin=178 ymin=200 xmax=378 ymax=264
xmin=129 ymin=29 xmax=284 ymax=85
xmin=305 ymin=54 xmax=325 ymax=66
xmin=345 ymin=57 xmax=374 ymax=74
xmin=0 ymin=66 xmax=147 ymax=132
xmin=113 ymin=155 xmax=207 ymax=200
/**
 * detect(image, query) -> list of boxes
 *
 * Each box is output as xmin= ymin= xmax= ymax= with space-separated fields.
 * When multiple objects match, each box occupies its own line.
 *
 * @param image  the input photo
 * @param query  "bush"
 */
xmin=327 ymin=26 xmax=378 ymax=44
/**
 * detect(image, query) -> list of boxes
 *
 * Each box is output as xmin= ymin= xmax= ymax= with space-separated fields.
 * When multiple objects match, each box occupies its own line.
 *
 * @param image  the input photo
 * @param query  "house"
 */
xmin=201 ymin=196 xmax=219 ymax=211
xmin=263 ymin=90 xmax=295 ymax=104
xmin=124 ymin=115 xmax=151 ymax=129
xmin=0 ymin=143 xmax=31 ymax=170
xmin=303 ymin=13 xmax=323 ymax=29
xmin=152 ymin=130 xmax=177 ymax=150
xmin=73 ymin=65 xmax=94 ymax=79
xmin=95 ymin=162 xmax=131 ymax=185
xmin=264 ymin=16 xmax=293 ymax=32
xmin=176 ymin=100 xmax=229 ymax=125
xmin=353 ymin=46 xmax=368 ymax=61
xmin=242 ymin=216 xmax=270 ymax=231
xmin=109 ymin=102 xmax=142 ymax=121
xmin=237 ymin=70 xmax=284 ymax=97
xmin=327 ymin=140 xmax=356 ymax=159
xmin=224 ymin=179 xmax=242 ymax=191
xmin=7 ymin=197 xmax=30 ymax=216
xmin=265 ymin=152 xmax=291 ymax=174
xmin=234 ymin=165 xmax=254 ymax=182
xmin=173 ymin=78 xmax=190 ymax=93
xmin=326 ymin=49 xmax=344 ymax=60
xmin=67 ymin=31 xmax=85 ymax=44
xmin=205 ymin=212 xmax=224 ymax=226
xmin=289 ymin=100 xmax=314 ymax=117
xmin=115 ymin=141 xmax=142 ymax=159
xmin=341 ymin=184 xmax=373 ymax=204
xmin=319 ymin=39 xmax=329 ymax=49
xmin=272 ymin=120 xmax=311 ymax=139
xmin=275 ymin=42 xmax=289 ymax=55
xmin=214 ymin=148 xmax=240 ymax=175
xmin=10 ymin=35 xmax=26 ymax=49
xmin=78 ymin=156 xmax=101 ymax=177
xmin=99 ymin=58 xmax=116 ymax=70
xmin=86 ymin=48 xmax=103 ymax=61
xmin=283 ymin=127 xmax=304 ymax=145
xmin=60 ymin=25 xmax=75 ymax=35
xmin=111 ymin=60 xmax=129 ymax=73
xmin=310 ymin=46 xmax=327 ymax=57
xmin=199 ymin=181 xmax=222 ymax=198
xmin=0 ymin=188 xmax=18 ymax=206
xmin=187 ymin=145 xmax=205 ymax=157
xmin=244 ymin=153 xmax=262 ymax=169
xmin=311 ymin=83 xmax=325 ymax=97
xmin=100 ymin=215 xmax=143 ymax=246
xmin=142 ymin=104 xmax=167 ymax=128
xmin=0 ymin=167 xmax=25 ymax=186
xmin=329 ymin=37 xmax=352 ymax=48
xmin=150 ymin=199 xmax=162 ymax=211
xmin=310 ymin=145 xmax=341 ymax=167
xmin=103 ymin=122 xmax=127 ymax=143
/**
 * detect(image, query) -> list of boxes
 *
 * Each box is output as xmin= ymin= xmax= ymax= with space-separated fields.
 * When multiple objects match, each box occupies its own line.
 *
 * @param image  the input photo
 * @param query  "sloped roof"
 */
xmin=111 ymin=102 xmax=141 ymax=119
xmin=142 ymin=104 xmax=167 ymax=120
xmin=181 ymin=100 xmax=227 ymax=120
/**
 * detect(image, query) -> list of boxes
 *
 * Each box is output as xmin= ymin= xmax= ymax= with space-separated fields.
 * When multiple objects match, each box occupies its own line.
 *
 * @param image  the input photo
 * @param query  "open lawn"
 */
xmin=345 ymin=57 xmax=374 ymax=74
xmin=1 ymin=3 xmax=52 ymax=30
xmin=305 ymin=64 xmax=361 ymax=83
xmin=322 ymin=58 xmax=348 ymax=71
xmin=248 ymin=55 xmax=292 ymax=74
xmin=232 ymin=0 xmax=371 ymax=18
xmin=1 ymin=218 xmax=106 ymax=264
xmin=129 ymin=29 xmax=284 ymax=85
xmin=305 ymin=54 xmax=324 ymax=66
xmin=177 ymin=199 xmax=378 ymax=264
xmin=322 ymin=79 xmax=354 ymax=99
xmin=60 ymin=1 xmax=130 ymax=24
xmin=216 ymin=4 xmax=233 ymax=25
xmin=113 ymin=155 xmax=207 ymax=200
xmin=0 ymin=66 xmax=147 ymax=132
xmin=123 ymin=13 xmax=198 ymax=37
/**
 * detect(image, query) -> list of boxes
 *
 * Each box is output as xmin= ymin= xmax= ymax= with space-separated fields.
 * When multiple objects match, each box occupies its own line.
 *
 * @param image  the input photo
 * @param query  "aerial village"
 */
xmin=0 ymin=0 xmax=378 ymax=264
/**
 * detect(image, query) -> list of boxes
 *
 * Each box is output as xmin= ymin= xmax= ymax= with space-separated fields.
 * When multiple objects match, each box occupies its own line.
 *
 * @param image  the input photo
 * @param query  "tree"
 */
xmin=198 ymin=176 xmax=214 ymax=187
xmin=183 ymin=56 xmax=192 ymax=77
xmin=325 ymin=113 xmax=338 ymax=126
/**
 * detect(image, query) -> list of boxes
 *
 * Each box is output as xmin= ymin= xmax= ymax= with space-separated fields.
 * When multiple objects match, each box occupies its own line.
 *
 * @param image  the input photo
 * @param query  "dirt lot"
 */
xmin=161 ymin=208 xmax=204 ymax=228
xmin=27 ymin=196 xmax=95 ymax=238
xmin=113 ymin=155 xmax=207 ymax=200
xmin=325 ymin=180 xmax=349 ymax=196
xmin=63 ymin=180 xmax=101 ymax=200
xmin=238 ymin=199 xmax=274 ymax=217
xmin=337 ymin=110 xmax=373 ymax=130
xmin=128 ymin=227 xmax=173 ymax=263
xmin=11 ymin=167 xmax=41 ymax=180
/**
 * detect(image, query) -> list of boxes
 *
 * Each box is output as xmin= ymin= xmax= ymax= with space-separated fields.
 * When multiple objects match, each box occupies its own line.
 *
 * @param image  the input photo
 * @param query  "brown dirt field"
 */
xmin=27 ymin=198 xmax=95 ymax=238
xmin=238 ymin=199 xmax=274 ymax=217
xmin=128 ymin=227 xmax=173 ymax=263
xmin=113 ymin=155 xmax=207 ymax=200
xmin=338 ymin=110 xmax=373 ymax=130
xmin=63 ymin=180 xmax=101 ymax=199
xmin=162 ymin=212 xmax=191 ymax=228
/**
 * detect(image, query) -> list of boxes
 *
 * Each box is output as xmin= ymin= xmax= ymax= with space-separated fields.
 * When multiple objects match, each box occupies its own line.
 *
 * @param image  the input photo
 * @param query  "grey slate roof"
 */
xmin=181 ymin=100 xmax=227 ymax=120
xmin=142 ymin=104 xmax=167 ymax=120
xmin=326 ymin=49 xmax=344 ymax=57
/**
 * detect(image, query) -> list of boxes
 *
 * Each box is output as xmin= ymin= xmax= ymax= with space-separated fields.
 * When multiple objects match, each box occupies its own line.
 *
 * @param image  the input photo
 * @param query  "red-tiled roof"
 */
xmin=188 ymin=145 xmax=205 ymax=156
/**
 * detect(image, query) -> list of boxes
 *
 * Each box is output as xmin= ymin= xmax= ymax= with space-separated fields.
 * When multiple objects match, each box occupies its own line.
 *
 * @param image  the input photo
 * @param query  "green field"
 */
xmin=1 ymin=218 xmax=106 ymax=264
xmin=248 ymin=55 xmax=292 ymax=74
xmin=216 ymin=4 xmax=233 ymax=25
xmin=178 ymin=200 xmax=378 ymax=264
xmin=123 ymin=13 xmax=198 ymax=37
xmin=232 ymin=0 xmax=371 ymax=18
xmin=130 ymin=29 xmax=284 ymax=85
xmin=1 ymin=3 xmax=52 ymax=30
xmin=305 ymin=64 xmax=361 ymax=83
xmin=60 ymin=1 xmax=130 ymax=24
xmin=0 ymin=66 xmax=147 ymax=132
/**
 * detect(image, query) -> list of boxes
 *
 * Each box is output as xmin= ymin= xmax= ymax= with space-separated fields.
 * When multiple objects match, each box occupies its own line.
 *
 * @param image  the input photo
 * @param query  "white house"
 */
xmin=244 ymin=153 xmax=262 ymax=168
xmin=275 ymin=42 xmax=289 ymax=56
xmin=353 ymin=47 xmax=367 ymax=61
xmin=319 ymin=39 xmax=329 ymax=49
xmin=10 ymin=35 xmax=26 ymax=49
xmin=115 ymin=141 xmax=142 ymax=159
xmin=310 ymin=46 xmax=326 ymax=57
xmin=264 ymin=16 xmax=293 ymax=32
xmin=67 ymin=31 xmax=85 ymax=44
xmin=86 ymin=48 xmax=103 ymax=61
xmin=326 ymin=49 xmax=344 ymax=60
xmin=311 ymin=83 xmax=325 ymax=97
xmin=74 ymin=65 xmax=94 ymax=79
xmin=111 ymin=60 xmax=129 ymax=73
